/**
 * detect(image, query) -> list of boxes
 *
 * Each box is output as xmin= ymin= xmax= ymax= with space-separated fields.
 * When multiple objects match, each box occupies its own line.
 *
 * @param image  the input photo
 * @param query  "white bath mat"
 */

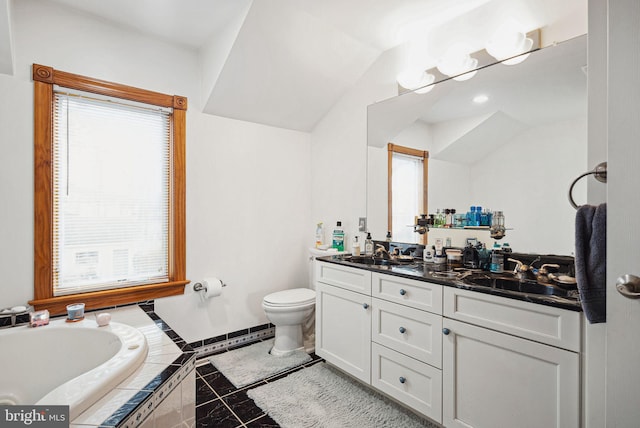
xmin=209 ymin=339 xmax=311 ymax=388
xmin=247 ymin=362 xmax=438 ymax=428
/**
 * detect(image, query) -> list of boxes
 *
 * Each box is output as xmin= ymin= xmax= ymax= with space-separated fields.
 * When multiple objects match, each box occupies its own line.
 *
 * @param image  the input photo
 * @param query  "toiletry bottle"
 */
xmin=490 ymin=243 xmax=504 ymax=273
xmin=364 ymin=232 xmax=374 ymax=255
xmin=475 ymin=206 xmax=482 ymax=227
xmin=332 ymin=221 xmax=345 ymax=251
xmin=315 ymin=222 xmax=324 ymax=248
xmin=352 ymin=236 xmax=361 ymax=256
xmin=467 ymin=206 xmax=475 ymax=226
xmin=386 ymin=231 xmax=392 ymax=242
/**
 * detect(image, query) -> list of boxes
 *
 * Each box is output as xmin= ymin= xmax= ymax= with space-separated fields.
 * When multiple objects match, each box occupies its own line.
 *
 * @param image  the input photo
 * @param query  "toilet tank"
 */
xmin=308 ymin=247 xmax=342 ymax=290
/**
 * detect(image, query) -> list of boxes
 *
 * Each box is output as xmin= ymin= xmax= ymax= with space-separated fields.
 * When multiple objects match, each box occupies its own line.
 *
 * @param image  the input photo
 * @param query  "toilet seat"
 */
xmin=263 ymin=288 xmax=315 ymax=307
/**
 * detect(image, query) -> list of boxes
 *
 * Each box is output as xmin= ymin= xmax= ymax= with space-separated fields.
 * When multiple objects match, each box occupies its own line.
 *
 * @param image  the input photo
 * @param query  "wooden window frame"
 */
xmin=30 ymin=64 xmax=188 ymax=315
xmin=387 ymin=143 xmax=429 ymax=245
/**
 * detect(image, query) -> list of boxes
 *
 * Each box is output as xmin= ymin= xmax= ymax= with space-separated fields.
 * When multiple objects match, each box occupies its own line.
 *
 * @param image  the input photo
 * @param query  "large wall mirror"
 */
xmin=366 ymin=35 xmax=587 ymax=255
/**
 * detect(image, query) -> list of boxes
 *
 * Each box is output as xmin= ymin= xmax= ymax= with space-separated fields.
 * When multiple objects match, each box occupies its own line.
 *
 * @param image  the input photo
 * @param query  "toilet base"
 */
xmin=270 ymin=324 xmax=305 ymax=357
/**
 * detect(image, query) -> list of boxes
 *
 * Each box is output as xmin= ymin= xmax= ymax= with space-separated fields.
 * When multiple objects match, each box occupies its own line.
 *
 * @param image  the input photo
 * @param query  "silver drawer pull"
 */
xmin=363 ymin=303 xmax=369 ymax=309
xmin=399 ymin=289 xmax=407 ymax=296
xmin=399 ymin=376 xmax=406 ymax=384
xmin=399 ymin=326 xmax=406 ymax=334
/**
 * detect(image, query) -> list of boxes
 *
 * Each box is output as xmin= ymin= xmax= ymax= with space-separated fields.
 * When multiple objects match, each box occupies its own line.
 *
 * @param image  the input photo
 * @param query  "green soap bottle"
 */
xmin=332 ymin=221 xmax=345 ymax=251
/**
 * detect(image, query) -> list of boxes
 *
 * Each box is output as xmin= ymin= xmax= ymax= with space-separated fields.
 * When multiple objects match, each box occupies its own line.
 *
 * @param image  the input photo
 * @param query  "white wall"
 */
xmin=0 ymin=0 xmax=311 ymax=343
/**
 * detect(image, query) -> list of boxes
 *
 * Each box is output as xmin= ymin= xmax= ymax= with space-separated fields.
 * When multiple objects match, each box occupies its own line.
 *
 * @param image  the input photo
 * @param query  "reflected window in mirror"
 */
xmin=387 ymin=143 xmax=428 ymax=245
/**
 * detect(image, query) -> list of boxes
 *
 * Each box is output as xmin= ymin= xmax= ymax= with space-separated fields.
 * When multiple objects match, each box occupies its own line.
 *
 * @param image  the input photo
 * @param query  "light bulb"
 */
xmin=437 ymin=45 xmax=478 ymax=81
xmin=486 ymin=21 xmax=533 ymax=65
xmin=397 ymin=70 xmax=435 ymax=93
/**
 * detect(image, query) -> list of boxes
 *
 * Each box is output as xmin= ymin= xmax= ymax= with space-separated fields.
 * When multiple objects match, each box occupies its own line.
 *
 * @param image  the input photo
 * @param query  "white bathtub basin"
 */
xmin=0 ymin=317 xmax=148 ymax=420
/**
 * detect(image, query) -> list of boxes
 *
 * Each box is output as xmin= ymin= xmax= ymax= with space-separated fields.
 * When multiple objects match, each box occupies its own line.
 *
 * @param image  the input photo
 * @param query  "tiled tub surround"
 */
xmin=68 ymin=304 xmax=197 ymax=428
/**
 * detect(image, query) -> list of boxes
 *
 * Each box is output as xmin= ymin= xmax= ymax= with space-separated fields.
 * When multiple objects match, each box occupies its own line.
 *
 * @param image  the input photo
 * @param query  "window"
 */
xmin=387 ymin=143 xmax=428 ymax=244
xmin=31 ymin=64 xmax=188 ymax=315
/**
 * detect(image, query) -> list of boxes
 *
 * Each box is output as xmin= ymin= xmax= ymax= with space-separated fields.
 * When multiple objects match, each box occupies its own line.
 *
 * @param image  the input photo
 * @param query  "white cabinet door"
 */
xmin=442 ymin=318 xmax=580 ymax=428
xmin=316 ymin=282 xmax=371 ymax=383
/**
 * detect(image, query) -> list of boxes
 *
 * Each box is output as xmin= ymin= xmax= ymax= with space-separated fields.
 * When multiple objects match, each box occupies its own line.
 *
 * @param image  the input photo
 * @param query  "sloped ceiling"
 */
xmin=10 ymin=0 xmax=585 ymax=132
xmin=35 ymin=0 xmax=494 ymax=132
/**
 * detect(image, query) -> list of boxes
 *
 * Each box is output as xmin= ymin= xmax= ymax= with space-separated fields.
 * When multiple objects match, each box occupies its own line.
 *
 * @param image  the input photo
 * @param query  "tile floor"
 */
xmin=195 ymin=345 xmax=324 ymax=428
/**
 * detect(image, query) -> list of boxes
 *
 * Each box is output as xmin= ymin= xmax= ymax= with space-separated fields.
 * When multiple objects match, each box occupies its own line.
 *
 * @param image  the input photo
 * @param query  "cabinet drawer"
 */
xmin=444 ymin=287 xmax=581 ymax=352
xmin=372 ymin=273 xmax=442 ymax=314
xmin=316 ymin=261 xmax=372 ymax=295
xmin=372 ymin=342 xmax=442 ymax=423
xmin=372 ymin=298 xmax=442 ymax=368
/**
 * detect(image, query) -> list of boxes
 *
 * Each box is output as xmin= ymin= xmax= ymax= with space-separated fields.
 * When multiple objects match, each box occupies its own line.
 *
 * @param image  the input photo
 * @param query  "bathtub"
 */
xmin=0 ymin=317 xmax=148 ymax=421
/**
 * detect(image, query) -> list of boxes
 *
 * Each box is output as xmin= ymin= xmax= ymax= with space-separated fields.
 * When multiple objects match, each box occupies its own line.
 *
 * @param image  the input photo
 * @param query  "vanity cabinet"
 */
xmin=315 ymin=263 xmax=372 ymax=383
xmin=442 ymin=287 xmax=581 ymax=428
xmin=316 ymin=260 xmax=583 ymax=427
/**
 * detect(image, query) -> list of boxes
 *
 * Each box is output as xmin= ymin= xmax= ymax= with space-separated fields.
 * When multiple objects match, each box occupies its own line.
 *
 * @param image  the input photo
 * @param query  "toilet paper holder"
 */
xmin=193 ymin=281 xmax=226 ymax=293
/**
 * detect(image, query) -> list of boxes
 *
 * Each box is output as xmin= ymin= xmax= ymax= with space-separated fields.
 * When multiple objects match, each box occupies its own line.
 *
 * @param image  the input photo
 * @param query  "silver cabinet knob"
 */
xmin=399 ymin=289 xmax=407 ymax=296
xmin=399 ymin=326 xmax=406 ymax=334
xmin=363 ymin=303 xmax=369 ymax=309
xmin=616 ymin=274 xmax=640 ymax=299
xmin=442 ymin=328 xmax=450 ymax=335
xmin=399 ymin=376 xmax=406 ymax=384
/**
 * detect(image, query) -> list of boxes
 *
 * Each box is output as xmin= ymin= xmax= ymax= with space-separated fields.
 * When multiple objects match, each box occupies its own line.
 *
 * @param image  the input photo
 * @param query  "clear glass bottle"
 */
xmin=435 ymin=209 xmax=443 ymax=227
xmin=490 ymin=211 xmax=506 ymax=239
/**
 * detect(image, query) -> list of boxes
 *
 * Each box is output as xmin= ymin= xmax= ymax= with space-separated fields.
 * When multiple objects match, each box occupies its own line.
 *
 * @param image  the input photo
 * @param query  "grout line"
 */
xmin=218 ymin=393 xmax=246 ymax=428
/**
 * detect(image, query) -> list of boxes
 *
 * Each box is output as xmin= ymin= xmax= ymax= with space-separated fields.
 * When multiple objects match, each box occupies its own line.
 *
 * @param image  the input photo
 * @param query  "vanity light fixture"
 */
xmin=473 ymin=94 xmax=489 ymax=104
xmin=486 ymin=21 xmax=534 ymax=65
xmin=397 ymin=69 xmax=436 ymax=94
xmin=436 ymin=44 xmax=478 ymax=81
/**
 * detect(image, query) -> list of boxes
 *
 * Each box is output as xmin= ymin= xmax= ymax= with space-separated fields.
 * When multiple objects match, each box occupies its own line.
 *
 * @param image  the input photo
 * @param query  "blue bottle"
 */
xmin=466 ymin=206 xmax=476 ymax=227
xmin=474 ymin=206 xmax=482 ymax=227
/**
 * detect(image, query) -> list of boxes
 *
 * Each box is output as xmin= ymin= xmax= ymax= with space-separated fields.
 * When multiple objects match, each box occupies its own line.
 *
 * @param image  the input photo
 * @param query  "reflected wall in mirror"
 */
xmin=367 ymin=35 xmax=587 ymax=255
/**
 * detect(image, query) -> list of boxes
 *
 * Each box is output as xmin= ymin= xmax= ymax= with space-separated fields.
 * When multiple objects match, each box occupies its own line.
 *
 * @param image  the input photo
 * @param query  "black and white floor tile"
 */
xmin=195 ymin=342 xmax=323 ymax=428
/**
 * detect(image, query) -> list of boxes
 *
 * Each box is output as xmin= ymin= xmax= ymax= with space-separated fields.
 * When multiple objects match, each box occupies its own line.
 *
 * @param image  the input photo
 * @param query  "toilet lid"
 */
xmin=264 ymin=288 xmax=315 ymax=306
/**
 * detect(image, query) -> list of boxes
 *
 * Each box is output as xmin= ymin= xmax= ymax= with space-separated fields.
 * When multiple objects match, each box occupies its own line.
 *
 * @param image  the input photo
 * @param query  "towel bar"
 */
xmin=568 ymin=161 xmax=607 ymax=209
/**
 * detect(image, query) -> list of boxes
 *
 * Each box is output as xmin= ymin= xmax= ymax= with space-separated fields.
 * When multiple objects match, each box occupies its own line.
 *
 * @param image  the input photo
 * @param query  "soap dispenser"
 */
xmin=352 ymin=236 xmax=361 ymax=256
xmin=364 ymin=232 xmax=374 ymax=255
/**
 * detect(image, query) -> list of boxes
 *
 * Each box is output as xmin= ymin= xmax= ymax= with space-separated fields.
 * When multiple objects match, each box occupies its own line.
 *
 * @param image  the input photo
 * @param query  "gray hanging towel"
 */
xmin=575 ymin=203 xmax=607 ymax=323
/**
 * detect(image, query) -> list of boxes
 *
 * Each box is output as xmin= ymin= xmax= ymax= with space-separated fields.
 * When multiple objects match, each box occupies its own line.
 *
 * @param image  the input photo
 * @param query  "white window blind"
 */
xmin=392 ymin=152 xmax=424 ymax=243
xmin=52 ymin=91 xmax=171 ymax=296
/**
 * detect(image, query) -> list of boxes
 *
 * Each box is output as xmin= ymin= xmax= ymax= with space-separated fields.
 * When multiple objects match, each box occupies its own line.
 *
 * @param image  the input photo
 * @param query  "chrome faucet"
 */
xmin=374 ymin=244 xmax=392 ymax=260
xmin=536 ymin=263 xmax=561 ymax=283
xmin=508 ymin=258 xmax=532 ymax=281
xmin=508 ymin=257 xmax=560 ymax=283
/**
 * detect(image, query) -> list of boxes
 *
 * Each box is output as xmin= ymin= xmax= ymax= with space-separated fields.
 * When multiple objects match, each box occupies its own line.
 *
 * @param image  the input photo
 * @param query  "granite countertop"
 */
xmin=318 ymin=255 xmax=582 ymax=312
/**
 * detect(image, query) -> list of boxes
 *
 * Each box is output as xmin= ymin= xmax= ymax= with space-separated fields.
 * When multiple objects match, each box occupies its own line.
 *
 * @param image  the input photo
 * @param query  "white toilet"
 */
xmin=262 ymin=288 xmax=316 ymax=356
xmin=262 ymin=248 xmax=336 ymax=356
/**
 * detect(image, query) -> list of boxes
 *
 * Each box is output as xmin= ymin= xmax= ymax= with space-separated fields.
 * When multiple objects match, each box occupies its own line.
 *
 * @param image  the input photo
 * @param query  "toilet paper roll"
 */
xmin=199 ymin=278 xmax=224 ymax=302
